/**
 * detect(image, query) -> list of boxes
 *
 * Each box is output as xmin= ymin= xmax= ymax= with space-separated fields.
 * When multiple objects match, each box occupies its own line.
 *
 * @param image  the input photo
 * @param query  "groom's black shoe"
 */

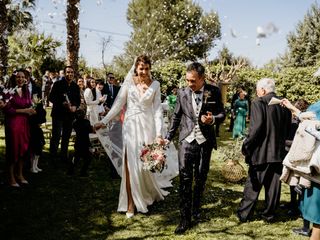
xmin=236 ymin=211 xmax=248 ymax=223
xmin=174 ymin=219 xmax=191 ymax=235
xmin=192 ymin=209 xmax=201 ymax=222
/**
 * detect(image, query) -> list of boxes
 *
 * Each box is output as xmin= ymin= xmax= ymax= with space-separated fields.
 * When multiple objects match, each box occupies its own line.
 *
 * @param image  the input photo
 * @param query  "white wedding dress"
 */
xmin=98 ymin=78 xmax=178 ymax=213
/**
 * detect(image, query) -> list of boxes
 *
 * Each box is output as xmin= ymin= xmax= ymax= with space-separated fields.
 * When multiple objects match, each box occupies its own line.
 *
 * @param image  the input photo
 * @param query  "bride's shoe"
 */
xmin=126 ymin=212 xmax=134 ymax=218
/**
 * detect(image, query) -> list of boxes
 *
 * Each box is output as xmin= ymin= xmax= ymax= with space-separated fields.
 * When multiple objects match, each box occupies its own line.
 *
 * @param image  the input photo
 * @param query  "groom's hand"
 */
xmin=201 ymin=111 xmax=215 ymax=125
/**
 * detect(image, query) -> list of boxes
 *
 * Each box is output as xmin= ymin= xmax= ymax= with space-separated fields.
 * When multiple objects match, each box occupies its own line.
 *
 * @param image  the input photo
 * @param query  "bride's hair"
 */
xmin=134 ymin=55 xmax=151 ymax=75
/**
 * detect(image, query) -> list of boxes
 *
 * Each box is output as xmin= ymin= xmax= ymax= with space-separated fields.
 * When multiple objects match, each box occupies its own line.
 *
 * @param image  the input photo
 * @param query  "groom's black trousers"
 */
xmin=178 ymin=139 xmax=213 ymax=220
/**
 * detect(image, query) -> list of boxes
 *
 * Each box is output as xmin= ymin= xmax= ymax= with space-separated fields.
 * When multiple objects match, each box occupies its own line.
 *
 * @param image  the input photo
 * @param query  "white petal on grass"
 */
xmin=313 ymin=67 xmax=320 ymax=77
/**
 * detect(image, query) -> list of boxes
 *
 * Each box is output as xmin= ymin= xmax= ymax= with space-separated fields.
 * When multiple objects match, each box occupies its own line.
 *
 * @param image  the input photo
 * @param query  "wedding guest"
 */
xmin=67 ymin=109 xmax=93 ymax=177
xmin=166 ymin=86 xmax=178 ymax=112
xmin=58 ymin=69 xmax=65 ymax=81
xmin=51 ymin=71 xmax=59 ymax=84
xmin=232 ymin=90 xmax=248 ymax=139
xmin=84 ymin=78 xmax=95 ymax=119
xmin=166 ymin=86 xmax=178 ymax=122
xmin=42 ymin=70 xmax=52 ymax=107
xmin=281 ymin=98 xmax=320 ymax=239
xmin=104 ymin=72 xmax=120 ymax=109
xmin=237 ymin=78 xmax=291 ymax=222
xmin=95 ymin=55 xmax=178 ymax=218
xmin=25 ymin=66 xmax=35 ymax=83
xmin=49 ymin=66 xmax=80 ymax=163
xmin=3 ymin=70 xmax=36 ymax=187
xmin=83 ymin=74 xmax=90 ymax=88
xmin=228 ymin=88 xmax=243 ymax=132
xmin=284 ymin=99 xmax=310 ymax=218
xmin=77 ymin=77 xmax=87 ymax=112
xmin=24 ymin=69 xmax=46 ymax=173
xmin=166 ymin=62 xmax=225 ymax=234
xmin=84 ymin=79 xmax=106 ymax=125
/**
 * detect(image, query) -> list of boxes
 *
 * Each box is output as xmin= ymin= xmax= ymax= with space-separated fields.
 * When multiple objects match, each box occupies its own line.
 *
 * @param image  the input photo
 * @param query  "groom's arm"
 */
xmin=166 ymin=89 xmax=183 ymax=141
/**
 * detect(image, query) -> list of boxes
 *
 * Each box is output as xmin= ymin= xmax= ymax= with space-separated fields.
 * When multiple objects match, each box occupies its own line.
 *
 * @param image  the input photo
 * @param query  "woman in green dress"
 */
xmin=166 ymin=86 xmax=178 ymax=121
xmin=232 ymin=90 xmax=248 ymax=139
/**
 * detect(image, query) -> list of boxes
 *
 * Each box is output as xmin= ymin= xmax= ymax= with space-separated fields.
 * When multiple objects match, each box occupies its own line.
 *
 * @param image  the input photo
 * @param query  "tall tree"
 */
xmin=282 ymin=3 xmax=320 ymax=67
xmin=114 ymin=0 xmax=221 ymax=74
xmin=66 ymin=0 xmax=80 ymax=75
xmin=0 ymin=0 xmax=35 ymax=81
xmin=0 ymin=1 xmax=9 ymax=82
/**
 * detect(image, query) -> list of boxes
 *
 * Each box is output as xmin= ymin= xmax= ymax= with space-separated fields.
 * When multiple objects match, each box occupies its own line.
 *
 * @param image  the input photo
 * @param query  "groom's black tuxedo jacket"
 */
xmin=166 ymin=84 xmax=225 ymax=149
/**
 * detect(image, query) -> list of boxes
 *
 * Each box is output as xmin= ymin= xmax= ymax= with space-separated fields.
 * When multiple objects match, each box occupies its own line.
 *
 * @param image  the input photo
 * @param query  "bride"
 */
xmin=95 ymin=55 xmax=178 ymax=217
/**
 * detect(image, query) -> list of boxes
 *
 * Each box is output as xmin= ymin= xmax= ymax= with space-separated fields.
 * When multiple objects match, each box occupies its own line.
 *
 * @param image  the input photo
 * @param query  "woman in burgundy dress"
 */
xmin=4 ymin=70 xmax=36 ymax=187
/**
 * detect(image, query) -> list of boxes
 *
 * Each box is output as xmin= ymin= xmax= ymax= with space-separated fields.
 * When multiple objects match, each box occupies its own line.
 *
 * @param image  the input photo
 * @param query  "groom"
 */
xmin=165 ymin=62 xmax=225 ymax=234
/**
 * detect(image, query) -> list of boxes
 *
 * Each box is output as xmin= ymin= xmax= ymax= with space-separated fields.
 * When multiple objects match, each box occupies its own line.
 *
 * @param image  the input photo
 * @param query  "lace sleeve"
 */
xmin=153 ymin=81 xmax=163 ymax=137
xmin=100 ymin=83 xmax=128 ymax=125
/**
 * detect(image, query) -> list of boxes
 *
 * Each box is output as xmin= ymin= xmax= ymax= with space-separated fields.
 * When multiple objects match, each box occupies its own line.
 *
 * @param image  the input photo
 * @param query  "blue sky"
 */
xmin=32 ymin=0 xmax=318 ymax=68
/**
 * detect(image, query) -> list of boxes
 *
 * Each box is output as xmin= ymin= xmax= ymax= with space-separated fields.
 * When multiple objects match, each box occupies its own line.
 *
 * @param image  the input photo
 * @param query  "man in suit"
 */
xmin=49 ymin=66 xmax=81 ymax=163
xmin=104 ymin=72 xmax=120 ymax=109
xmin=166 ymin=62 xmax=225 ymax=234
xmin=237 ymin=78 xmax=291 ymax=222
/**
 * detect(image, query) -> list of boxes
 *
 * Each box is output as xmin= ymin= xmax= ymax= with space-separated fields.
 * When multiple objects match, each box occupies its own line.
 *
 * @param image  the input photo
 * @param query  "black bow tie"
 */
xmin=194 ymin=90 xmax=202 ymax=94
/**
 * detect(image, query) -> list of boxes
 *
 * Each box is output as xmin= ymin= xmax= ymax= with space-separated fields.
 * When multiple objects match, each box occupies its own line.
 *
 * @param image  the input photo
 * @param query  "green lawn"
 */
xmin=0 ymin=121 xmax=306 ymax=240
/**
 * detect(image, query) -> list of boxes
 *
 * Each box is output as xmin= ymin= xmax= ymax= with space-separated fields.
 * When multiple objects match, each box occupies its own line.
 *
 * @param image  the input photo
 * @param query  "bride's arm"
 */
xmin=153 ymin=82 xmax=163 ymax=137
xmin=100 ymin=83 xmax=128 ymax=125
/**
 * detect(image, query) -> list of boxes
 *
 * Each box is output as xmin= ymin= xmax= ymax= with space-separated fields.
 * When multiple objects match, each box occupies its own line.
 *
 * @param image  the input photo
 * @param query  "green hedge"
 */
xmin=235 ymin=67 xmax=320 ymax=104
xmin=152 ymin=60 xmax=320 ymax=104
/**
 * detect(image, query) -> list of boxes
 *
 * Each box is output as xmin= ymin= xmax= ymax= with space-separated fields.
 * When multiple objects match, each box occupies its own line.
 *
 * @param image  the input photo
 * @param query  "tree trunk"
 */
xmin=0 ymin=1 xmax=9 ymax=83
xmin=66 ymin=0 xmax=80 ymax=76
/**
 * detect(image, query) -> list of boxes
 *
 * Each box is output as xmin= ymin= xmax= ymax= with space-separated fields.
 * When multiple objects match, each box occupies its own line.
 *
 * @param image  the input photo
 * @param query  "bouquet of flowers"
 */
xmin=140 ymin=142 xmax=167 ymax=173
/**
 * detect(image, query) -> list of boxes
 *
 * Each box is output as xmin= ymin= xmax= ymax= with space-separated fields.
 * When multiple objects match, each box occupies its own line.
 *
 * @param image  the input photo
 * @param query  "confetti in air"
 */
xmin=256 ymin=22 xmax=279 ymax=46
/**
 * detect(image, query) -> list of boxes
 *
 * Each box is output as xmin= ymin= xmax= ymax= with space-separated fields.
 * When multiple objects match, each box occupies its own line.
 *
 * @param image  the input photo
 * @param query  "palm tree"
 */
xmin=8 ymin=31 xmax=62 ymax=78
xmin=0 ymin=0 xmax=35 ymax=81
xmin=0 ymin=0 xmax=10 ymax=82
xmin=66 ymin=0 xmax=80 ymax=75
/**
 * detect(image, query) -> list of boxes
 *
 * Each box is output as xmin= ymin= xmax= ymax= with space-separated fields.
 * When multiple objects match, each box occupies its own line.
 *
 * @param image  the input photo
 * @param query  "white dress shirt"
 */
xmin=185 ymin=86 xmax=206 ymax=144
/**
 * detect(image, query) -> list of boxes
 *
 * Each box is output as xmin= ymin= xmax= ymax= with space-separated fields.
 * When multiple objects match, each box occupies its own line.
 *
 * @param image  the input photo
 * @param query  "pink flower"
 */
xmin=141 ymin=148 xmax=149 ymax=157
xmin=140 ymin=141 xmax=167 ymax=173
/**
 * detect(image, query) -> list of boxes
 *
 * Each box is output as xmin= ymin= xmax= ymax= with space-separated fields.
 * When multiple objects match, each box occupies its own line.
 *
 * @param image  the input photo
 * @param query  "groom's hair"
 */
xmin=187 ymin=62 xmax=205 ymax=77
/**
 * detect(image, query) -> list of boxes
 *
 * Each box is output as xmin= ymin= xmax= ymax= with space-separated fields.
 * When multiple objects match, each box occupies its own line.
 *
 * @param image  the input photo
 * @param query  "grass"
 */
xmin=0 ymin=120 xmax=307 ymax=240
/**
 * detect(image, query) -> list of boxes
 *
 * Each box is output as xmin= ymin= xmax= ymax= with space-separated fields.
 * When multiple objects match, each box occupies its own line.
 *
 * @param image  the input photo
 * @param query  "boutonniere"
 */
xmin=203 ymin=90 xmax=212 ymax=104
